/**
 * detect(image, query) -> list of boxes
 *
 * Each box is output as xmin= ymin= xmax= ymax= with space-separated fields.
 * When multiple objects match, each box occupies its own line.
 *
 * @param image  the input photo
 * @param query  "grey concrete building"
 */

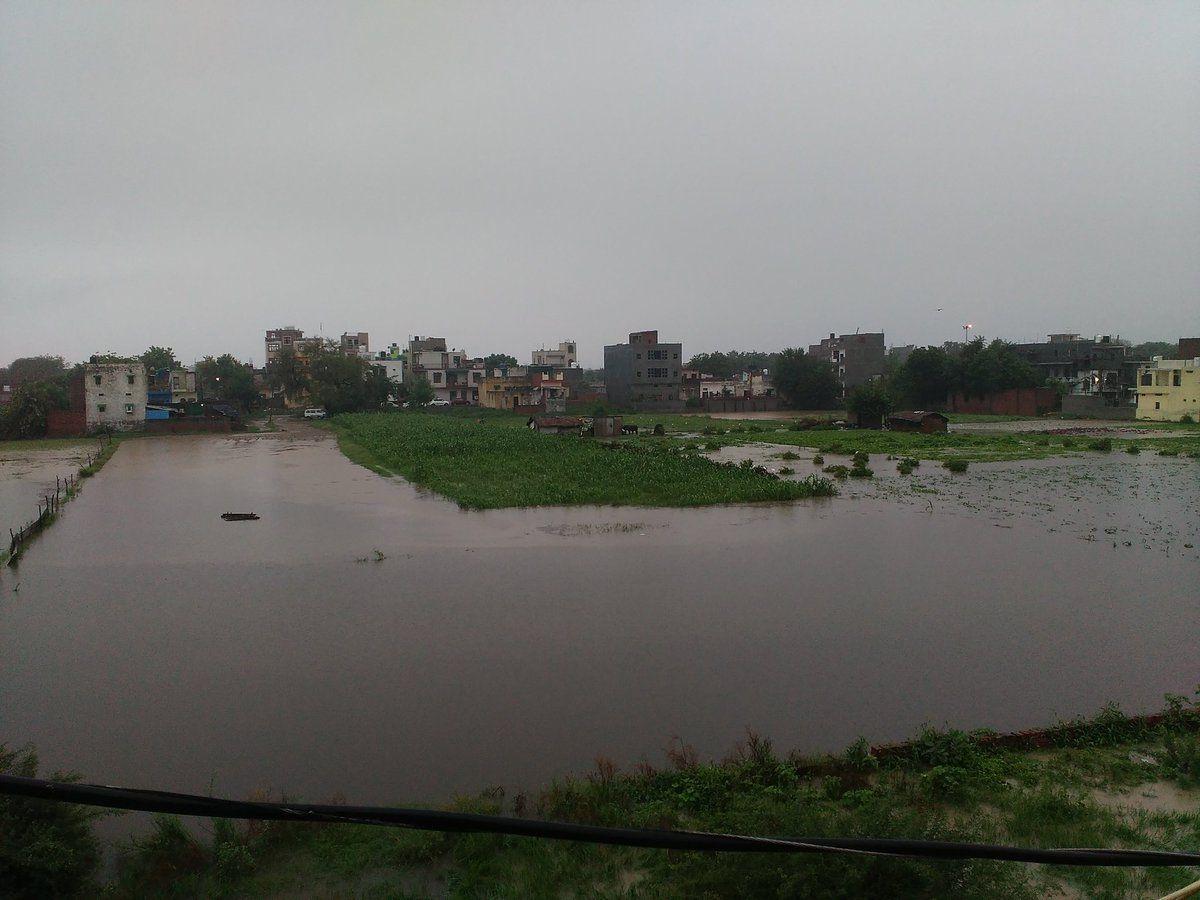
xmin=1011 ymin=334 xmax=1138 ymax=412
xmin=807 ymin=332 xmax=885 ymax=397
xmin=603 ymin=330 xmax=684 ymax=411
xmin=83 ymin=362 xmax=147 ymax=431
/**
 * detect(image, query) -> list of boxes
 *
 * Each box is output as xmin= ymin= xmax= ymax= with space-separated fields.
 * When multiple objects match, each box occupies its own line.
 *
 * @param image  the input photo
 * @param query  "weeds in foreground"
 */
xmin=81 ymin=697 xmax=1200 ymax=899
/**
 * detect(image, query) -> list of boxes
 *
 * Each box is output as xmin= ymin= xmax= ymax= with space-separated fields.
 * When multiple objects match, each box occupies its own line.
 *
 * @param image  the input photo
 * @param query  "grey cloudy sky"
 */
xmin=2 ymin=2 xmax=1197 ymax=368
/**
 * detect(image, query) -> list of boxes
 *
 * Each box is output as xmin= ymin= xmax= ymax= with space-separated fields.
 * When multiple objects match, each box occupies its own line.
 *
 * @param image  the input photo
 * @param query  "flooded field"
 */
xmin=1 ymin=424 xmax=1196 ymax=827
xmin=0 ymin=440 xmax=94 ymax=537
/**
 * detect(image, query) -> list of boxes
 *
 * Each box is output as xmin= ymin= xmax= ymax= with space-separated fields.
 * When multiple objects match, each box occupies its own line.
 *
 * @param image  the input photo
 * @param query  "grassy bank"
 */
xmin=9 ymin=699 xmax=1198 ymax=898
xmin=329 ymin=412 xmax=836 ymax=508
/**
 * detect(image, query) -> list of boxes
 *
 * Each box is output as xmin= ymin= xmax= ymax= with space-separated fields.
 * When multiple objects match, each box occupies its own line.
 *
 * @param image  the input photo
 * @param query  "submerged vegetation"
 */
xmin=330 ymin=412 xmax=836 ymax=508
xmin=11 ymin=699 xmax=1199 ymax=898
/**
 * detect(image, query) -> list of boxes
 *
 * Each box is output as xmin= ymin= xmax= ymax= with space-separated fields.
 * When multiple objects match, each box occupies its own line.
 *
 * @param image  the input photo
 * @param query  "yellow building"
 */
xmin=1135 ymin=357 xmax=1200 ymax=421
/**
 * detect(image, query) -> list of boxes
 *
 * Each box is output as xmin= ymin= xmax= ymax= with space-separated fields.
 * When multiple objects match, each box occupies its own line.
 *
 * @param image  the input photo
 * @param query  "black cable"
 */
xmin=3 ymin=774 xmax=1199 ymax=867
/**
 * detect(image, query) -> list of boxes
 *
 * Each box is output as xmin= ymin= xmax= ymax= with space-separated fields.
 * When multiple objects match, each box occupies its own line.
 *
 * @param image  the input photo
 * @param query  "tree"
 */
xmin=140 ymin=346 xmax=177 ymax=378
xmin=846 ymin=380 xmax=893 ymax=428
xmin=5 ymin=355 xmax=66 ymax=385
xmin=196 ymin=354 xmax=258 ymax=411
xmin=1128 ymin=341 xmax=1177 ymax=359
xmin=407 ymin=374 xmax=434 ymax=407
xmin=0 ymin=381 xmax=69 ymax=439
xmin=306 ymin=341 xmax=390 ymax=413
xmin=483 ymin=353 xmax=518 ymax=370
xmin=892 ymin=346 xmax=952 ymax=408
xmin=265 ymin=345 xmax=308 ymax=402
xmin=772 ymin=349 xmax=841 ymax=410
xmin=685 ymin=350 xmax=779 ymax=379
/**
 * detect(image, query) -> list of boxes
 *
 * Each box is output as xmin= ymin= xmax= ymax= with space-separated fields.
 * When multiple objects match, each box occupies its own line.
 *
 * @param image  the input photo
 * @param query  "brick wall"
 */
xmin=46 ymin=410 xmax=87 ymax=437
xmin=946 ymin=387 xmax=1058 ymax=416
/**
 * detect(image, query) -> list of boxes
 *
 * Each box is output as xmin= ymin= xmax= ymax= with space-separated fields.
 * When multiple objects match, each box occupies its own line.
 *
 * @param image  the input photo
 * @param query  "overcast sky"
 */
xmin=2 ymin=2 xmax=1197 ymax=368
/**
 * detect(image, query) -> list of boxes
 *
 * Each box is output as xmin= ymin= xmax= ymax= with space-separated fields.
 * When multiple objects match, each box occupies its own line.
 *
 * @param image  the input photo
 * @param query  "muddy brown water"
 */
xmin=1 ymin=426 xmax=1196 ymax=837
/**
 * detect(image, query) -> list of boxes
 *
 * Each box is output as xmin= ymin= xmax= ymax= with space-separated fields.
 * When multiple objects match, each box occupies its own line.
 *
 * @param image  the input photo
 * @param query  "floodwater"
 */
xmin=1 ymin=424 xmax=1196 ymax=829
xmin=0 ymin=442 xmax=93 ymax=537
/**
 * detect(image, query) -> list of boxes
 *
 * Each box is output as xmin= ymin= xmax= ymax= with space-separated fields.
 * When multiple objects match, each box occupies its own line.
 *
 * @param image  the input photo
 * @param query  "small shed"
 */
xmin=887 ymin=410 xmax=949 ymax=433
xmin=527 ymin=415 xmax=586 ymax=435
xmin=591 ymin=415 xmax=623 ymax=438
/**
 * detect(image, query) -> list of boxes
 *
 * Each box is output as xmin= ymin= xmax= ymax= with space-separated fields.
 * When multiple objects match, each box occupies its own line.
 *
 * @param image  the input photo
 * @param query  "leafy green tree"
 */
xmin=0 ymin=743 xmax=101 ymax=897
xmin=407 ymin=374 xmax=435 ymax=407
xmin=306 ymin=342 xmax=390 ymax=413
xmin=0 ymin=382 xmax=68 ymax=439
xmin=686 ymin=350 xmax=779 ymax=379
xmin=5 ymin=355 xmax=67 ymax=384
xmin=1128 ymin=341 xmax=1177 ymax=359
xmin=847 ymin=379 xmax=893 ymax=428
xmin=892 ymin=346 xmax=952 ymax=407
xmin=196 ymin=355 xmax=258 ymax=411
xmin=484 ymin=353 xmax=518 ymax=370
xmin=265 ymin=345 xmax=308 ymax=402
xmin=140 ymin=346 xmax=178 ymax=378
xmin=772 ymin=349 xmax=841 ymax=409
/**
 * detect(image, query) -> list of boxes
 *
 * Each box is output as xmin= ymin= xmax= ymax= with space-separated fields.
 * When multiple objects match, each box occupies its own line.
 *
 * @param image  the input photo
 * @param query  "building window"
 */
xmin=127 ymin=374 xmax=135 ymax=385
xmin=636 ymin=370 xmax=642 ymax=378
xmin=1174 ymin=371 xmax=1182 ymax=387
xmin=1155 ymin=402 xmax=1160 ymax=409
xmin=97 ymin=404 xmax=107 ymax=412
xmin=432 ymin=372 xmax=442 ymax=383
xmin=125 ymin=403 xmax=134 ymax=414
xmin=93 ymin=375 xmax=102 ymax=386
xmin=648 ymin=367 xmax=668 ymax=378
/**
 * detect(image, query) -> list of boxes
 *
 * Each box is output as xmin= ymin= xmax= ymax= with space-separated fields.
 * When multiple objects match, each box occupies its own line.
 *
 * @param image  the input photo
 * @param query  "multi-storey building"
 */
xmin=1135 ymin=353 xmax=1200 ymax=421
xmin=405 ymin=336 xmax=485 ymax=403
xmin=265 ymin=326 xmax=321 ymax=364
xmin=603 ymin=330 xmax=684 ymax=411
xmin=531 ymin=341 xmax=577 ymax=368
xmin=340 ymin=332 xmax=370 ymax=358
xmin=1011 ymin=334 xmax=1139 ymax=411
xmin=807 ymin=332 xmax=885 ymax=397
xmin=83 ymin=362 xmax=147 ymax=431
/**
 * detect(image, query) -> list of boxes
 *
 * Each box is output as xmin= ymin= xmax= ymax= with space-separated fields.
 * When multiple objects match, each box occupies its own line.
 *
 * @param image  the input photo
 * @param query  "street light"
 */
xmin=962 ymin=323 xmax=974 ymax=345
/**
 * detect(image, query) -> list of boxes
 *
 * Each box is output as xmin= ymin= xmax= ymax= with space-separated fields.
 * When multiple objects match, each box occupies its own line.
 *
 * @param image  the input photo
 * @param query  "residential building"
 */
xmin=531 ymin=341 xmax=577 ymax=368
xmin=265 ymin=326 xmax=322 ymax=364
xmin=405 ymin=336 xmax=485 ymax=403
xmin=148 ymin=368 xmax=198 ymax=405
xmin=340 ymin=332 xmax=370 ymax=358
xmin=1135 ymin=355 xmax=1200 ymax=421
xmin=83 ymin=362 xmax=146 ymax=431
xmin=1011 ymin=334 xmax=1138 ymax=408
xmin=371 ymin=358 xmax=406 ymax=391
xmin=603 ymin=330 xmax=684 ymax=411
xmin=807 ymin=332 xmax=885 ymax=397
xmin=479 ymin=367 xmax=573 ymax=412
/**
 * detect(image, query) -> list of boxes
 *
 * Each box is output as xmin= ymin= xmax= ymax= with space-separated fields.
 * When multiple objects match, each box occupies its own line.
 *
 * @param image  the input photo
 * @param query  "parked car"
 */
xmin=303 ymin=407 xmax=327 ymax=419
xmin=428 ymin=399 xmax=452 ymax=408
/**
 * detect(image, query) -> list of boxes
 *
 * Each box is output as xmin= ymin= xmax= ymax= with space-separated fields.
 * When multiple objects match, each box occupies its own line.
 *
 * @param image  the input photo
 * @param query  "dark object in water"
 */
xmin=221 ymin=513 xmax=260 ymax=521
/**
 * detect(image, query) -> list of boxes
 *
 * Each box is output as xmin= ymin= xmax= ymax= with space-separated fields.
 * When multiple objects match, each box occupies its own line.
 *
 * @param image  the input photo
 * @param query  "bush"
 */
xmin=1182 ymin=414 xmax=1195 ymax=424
xmin=778 ymin=466 xmax=795 ymax=475
xmin=1125 ymin=445 xmax=1140 ymax=454
xmin=0 ymin=744 xmax=102 ymax=898
xmin=943 ymin=458 xmax=969 ymax=473
xmin=823 ymin=464 xmax=850 ymax=480
xmin=812 ymin=454 xmax=824 ymax=465
xmin=897 ymin=460 xmax=915 ymax=475
xmin=849 ymin=465 xmax=873 ymax=478
xmin=1087 ymin=438 xmax=1112 ymax=452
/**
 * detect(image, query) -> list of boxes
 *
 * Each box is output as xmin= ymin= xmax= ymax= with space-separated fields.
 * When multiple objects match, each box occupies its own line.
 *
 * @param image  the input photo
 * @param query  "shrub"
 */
xmin=778 ymin=450 xmax=801 ymax=460
xmin=897 ymin=460 xmax=915 ymax=475
xmin=0 ymin=744 xmax=102 ymax=898
xmin=823 ymin=464 xmax=849 ymax=479
xmin=1087 ymin=438 xmax=1112 ymax=452
xmin=852 ymin=450 xmax=870 ymax=466
xmin=943 ymin=458 xmax=969 ymax=473
xmin=1125 ymin=445 xmax=1140 ymax=454
xmin=812 ymin=454 xmax=824 ymax=465
xmin=848 ymin=465 xmax=873 ymax=478
xmin=778 ymin=466 xmax=795 ymax=475
xmin=1182 ymin=414 xmax=1195 ymax=424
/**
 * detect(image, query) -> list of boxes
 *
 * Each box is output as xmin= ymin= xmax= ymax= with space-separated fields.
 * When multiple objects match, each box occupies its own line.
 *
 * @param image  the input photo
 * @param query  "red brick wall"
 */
xmin=947 ymin=387 xmax=1058 ymax=416
xmin=46 ymin=410 xmax=87 ymax=437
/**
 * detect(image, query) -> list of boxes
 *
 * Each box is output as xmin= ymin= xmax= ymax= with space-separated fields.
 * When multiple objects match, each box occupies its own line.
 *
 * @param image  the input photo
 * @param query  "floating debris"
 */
xmin=220 ymin=512 xmax=260 ymax=521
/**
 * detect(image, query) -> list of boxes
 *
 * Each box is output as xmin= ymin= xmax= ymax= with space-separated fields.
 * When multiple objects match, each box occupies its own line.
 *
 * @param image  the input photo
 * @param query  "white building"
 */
xmin=406 ymin=336 xmax=485 ymax=403
xmin=84 ymin=362 xmax=147 ymax=431
xmin=531 ymin=341 xmax=577 ymax=368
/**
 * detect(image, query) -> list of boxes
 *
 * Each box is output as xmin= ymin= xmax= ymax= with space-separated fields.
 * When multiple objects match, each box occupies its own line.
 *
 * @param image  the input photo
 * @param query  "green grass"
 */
xmin=96 ymin=700 xmax=1200 ymax=899
xmin=329 ymin=412 xmax=837 ymax=508
xmin=0 ymin=436 xmax=96 ymax=454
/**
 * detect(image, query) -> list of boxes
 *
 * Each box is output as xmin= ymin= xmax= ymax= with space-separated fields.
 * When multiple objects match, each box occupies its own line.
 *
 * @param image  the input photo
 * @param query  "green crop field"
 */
xmin=330 ymin=412 xmax=836 ymax=508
